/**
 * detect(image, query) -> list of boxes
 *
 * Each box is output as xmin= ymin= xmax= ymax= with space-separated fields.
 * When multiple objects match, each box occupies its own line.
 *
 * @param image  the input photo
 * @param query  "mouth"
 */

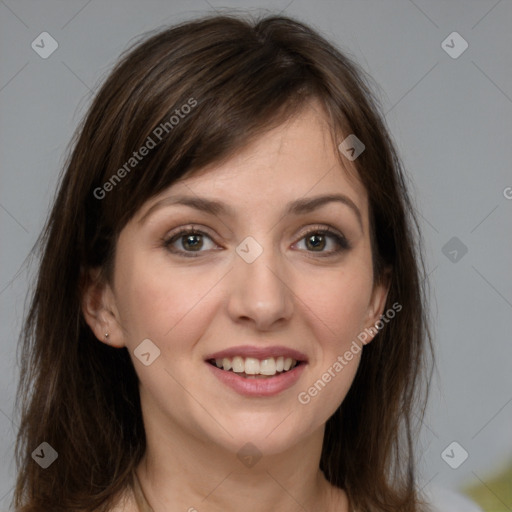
xmin=204 ymin=345 xmax=308 ymax=396
xmin=206 ymin=356 xmax=305 ymax=379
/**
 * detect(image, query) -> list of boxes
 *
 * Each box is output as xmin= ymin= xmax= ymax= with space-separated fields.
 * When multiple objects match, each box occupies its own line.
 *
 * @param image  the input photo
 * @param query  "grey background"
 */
xmin=1 ymin=0 xmax=511 ymax=510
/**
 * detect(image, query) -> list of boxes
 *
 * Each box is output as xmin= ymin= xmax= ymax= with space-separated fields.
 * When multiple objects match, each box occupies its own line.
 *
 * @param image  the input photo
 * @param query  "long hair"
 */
xmin=13 ymin=12 xmax=433 ymax=512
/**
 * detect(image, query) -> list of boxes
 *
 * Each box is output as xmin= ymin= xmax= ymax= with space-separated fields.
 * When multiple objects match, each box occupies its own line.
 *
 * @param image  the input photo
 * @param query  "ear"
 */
xmin=360 ymin=267 xmax=392 ymax=345
xmin=81 ymin=267 xmax=125 ymax=348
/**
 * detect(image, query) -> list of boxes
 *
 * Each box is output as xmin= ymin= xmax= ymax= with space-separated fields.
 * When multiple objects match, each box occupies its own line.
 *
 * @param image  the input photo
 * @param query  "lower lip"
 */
xmin=206 ymin=362 xmax=306 ymax=397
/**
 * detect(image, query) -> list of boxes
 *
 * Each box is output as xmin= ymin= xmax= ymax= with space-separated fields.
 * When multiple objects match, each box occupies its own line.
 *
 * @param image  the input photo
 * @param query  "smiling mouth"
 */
xmin=207 ymin=356 xmax=304 ymax=379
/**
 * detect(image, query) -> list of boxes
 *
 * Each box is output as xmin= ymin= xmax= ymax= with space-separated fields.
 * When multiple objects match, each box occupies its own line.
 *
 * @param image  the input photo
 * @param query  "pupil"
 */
xmin=307 ymin=234 xmax=325 ymax=251
xmin=184 ymin=234 xmax=202 ymax=250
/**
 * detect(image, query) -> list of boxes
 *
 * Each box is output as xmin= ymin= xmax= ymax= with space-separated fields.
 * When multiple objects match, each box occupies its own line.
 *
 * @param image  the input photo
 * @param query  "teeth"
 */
xmin=211 ymin=356 xmax=298 ymax=376
xmin=232 ymin=356 xmax=244 ymax=373
xmin=245 ymin=357 xmax=260 ymax=375
xmin=259 ymin=357 xmax=276 ymax=376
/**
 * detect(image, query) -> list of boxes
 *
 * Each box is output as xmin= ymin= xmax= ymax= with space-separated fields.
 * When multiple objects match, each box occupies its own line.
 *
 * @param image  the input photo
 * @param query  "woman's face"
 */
xmin=86 ymin=100 xmax=389 ymax=457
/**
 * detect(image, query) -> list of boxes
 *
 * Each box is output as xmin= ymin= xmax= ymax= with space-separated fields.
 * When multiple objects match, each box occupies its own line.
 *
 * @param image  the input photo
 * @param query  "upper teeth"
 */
xmin=213 ymin=356 xmax=297 ymax=375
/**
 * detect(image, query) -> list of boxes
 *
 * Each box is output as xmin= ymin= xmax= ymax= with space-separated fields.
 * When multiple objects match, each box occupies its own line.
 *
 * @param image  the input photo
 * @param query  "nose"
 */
xmin=226 ymin=239 xmax=294 ymax=331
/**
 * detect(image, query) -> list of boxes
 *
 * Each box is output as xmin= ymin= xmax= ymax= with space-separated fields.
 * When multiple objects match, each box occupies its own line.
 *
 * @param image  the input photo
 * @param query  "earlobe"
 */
xmin=80 ymin=268 xmax=124 ymax=348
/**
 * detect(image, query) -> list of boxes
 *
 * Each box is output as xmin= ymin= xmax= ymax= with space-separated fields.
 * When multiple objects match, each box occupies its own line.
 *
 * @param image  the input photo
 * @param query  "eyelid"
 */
xmin=296 ymin=223 xmax=346 ymax=240
xmin=164 ymin=224 xmax=214 ymax=240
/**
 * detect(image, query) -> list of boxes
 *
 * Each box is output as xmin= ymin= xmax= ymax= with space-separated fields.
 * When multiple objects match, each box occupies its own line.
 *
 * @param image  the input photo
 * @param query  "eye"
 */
xmin=162 ymin=224 xmax=350 ymax=258
xmin=294 ymin=226 xmax=350 ymax=256
xmin=163 ymin=226 xmax=218 ymax=257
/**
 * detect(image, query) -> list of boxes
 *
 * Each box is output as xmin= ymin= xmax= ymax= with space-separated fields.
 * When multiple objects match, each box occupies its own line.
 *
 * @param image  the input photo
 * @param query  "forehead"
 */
xmin=138 ymin=100 xmax=368 ymax=224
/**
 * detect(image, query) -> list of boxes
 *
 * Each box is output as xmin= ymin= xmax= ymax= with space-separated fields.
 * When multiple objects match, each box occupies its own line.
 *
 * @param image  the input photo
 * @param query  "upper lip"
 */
xmin=204 ymin=345 xmax=308 ymax=362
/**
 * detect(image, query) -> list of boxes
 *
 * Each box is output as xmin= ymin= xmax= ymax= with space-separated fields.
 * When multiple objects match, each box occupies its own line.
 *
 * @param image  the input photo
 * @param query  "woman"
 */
xmin=13 ymin=12 xmax=434 ymax=512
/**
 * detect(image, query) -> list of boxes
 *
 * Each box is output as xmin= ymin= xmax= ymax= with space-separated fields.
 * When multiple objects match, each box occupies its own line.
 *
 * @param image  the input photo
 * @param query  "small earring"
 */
xmin=104 ymin=333 xmax=110 ymax=342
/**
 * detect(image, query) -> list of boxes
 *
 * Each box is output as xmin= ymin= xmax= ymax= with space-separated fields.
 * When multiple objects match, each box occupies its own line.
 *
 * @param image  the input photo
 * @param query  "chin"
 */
xmin=204 ymin=413 xmax=315 ymax=458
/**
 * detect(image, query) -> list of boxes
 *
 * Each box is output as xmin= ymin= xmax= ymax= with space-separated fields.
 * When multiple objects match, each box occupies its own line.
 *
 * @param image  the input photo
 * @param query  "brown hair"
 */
xmin=13 ymin=12 xmax=433 ymax=512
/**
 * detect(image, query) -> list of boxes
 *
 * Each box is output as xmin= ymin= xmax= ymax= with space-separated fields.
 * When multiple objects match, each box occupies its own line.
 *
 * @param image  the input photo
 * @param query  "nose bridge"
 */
xmin=228 ymin=234 xmax=293 ymax=328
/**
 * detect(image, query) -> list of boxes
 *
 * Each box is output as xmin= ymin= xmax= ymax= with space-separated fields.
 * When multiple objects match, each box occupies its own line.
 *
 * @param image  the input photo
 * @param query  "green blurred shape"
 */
xmin=463 ymin=460 xmax=512 ymax=512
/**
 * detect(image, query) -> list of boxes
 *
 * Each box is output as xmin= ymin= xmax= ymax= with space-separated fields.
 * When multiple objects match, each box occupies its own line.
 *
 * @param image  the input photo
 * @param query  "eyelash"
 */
xmin=162 ymin=224 xmax=351 ymax=258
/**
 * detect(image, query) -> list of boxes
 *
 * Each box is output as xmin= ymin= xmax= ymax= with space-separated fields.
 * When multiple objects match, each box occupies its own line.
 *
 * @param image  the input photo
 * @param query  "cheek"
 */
xmin=295 ymin=267 xmax=370 ymax=418
xmin=297 ymin=265 xmax=374 ymax=350
xmin=295 ymin=255 xmax=374 ymax=414
xmin=113 ymin=249 xmax=225 ymax=350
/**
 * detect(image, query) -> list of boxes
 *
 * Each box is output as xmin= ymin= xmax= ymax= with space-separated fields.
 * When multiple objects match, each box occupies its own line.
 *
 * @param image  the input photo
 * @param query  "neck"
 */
xmin=134 ymin=397 xmax=349 ymax=511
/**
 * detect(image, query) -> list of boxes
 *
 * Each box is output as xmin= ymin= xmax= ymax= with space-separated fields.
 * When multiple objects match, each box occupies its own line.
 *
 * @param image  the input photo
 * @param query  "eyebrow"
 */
xmin=139 ymin=193 xmax=363 ymax=230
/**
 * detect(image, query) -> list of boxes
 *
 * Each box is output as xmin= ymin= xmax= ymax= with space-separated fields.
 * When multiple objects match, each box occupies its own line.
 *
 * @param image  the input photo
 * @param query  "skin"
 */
xmin=83 ymin=99 xmax=390 ymax=512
